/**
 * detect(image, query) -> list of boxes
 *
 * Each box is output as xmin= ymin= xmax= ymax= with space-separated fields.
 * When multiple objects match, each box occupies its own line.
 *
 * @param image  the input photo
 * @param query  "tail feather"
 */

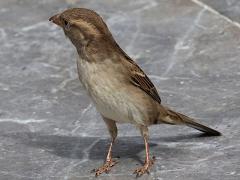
xmin=159 ymin=106 xmax=221 ymax=136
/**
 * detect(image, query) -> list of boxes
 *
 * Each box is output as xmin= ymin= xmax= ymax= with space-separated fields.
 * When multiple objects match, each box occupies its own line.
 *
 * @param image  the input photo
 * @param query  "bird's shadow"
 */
xmin=2 ymin=131 xmax=214 ymax=165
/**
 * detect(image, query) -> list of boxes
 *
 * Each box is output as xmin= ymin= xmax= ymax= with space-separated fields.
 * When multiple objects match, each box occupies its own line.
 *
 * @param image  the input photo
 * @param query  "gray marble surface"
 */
xmin=200 ymin=0 xmax=240 ymax=23
xmin=0 ymin=0 xmax=240 ymax=179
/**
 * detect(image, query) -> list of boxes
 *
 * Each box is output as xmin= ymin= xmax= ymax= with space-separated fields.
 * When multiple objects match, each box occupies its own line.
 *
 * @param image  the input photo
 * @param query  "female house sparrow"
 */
xmin=49 ymin=8 xmax=221 ymax=177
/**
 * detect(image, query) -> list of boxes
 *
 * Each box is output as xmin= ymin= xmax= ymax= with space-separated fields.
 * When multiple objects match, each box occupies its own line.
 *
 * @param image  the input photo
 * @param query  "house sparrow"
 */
xmin=49 ymin=8 xmax=221 ymax=177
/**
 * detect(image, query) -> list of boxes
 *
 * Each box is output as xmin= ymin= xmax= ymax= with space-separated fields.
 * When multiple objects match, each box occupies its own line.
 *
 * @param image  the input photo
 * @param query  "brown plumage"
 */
xmin=49 ymin=8 xmax=221 ymax=177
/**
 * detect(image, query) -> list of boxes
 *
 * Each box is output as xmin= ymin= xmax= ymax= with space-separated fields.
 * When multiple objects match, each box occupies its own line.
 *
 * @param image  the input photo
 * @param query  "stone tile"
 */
xmin=199 ymin=0 xmax=240 ymax=23
xmin=0 ymin=0 xmax=240 ymax=179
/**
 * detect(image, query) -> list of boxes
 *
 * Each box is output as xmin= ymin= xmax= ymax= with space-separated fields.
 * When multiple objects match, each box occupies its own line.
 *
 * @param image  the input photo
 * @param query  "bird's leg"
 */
xmin=94 ymin=138 xmax=117 ymax=176
xmin=134 ymin=126 xmax=155 ymax=177
xmin=94 ymin=117 xmax=118 ymax=176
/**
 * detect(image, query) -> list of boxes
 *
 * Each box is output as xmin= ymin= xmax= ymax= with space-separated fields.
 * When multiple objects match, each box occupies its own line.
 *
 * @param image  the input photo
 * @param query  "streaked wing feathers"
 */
xmin=129 ymin=63 xmax=161 ymax=104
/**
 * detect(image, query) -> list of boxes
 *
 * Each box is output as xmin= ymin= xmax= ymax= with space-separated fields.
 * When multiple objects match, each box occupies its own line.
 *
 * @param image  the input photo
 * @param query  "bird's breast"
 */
xmin=76 ymin=57 xmax=145 ymax=124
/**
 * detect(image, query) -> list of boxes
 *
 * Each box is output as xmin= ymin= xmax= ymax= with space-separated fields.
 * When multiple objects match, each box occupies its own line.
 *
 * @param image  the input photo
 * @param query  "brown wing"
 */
xmin=129 ymin=62 xmax=161 ymax=104
xmin=113 ymin=41 xmax=161 ymax=104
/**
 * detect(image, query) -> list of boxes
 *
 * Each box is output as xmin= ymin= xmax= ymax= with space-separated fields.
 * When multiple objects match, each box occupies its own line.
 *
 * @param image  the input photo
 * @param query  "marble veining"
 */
xmin=0 ymin=0 xmax=239 ymax=179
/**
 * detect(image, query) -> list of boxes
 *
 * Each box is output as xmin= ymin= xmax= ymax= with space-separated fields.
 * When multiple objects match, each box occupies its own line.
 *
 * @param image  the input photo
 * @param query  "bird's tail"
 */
xmin=157 ymin=105 xmax=221 ymax=136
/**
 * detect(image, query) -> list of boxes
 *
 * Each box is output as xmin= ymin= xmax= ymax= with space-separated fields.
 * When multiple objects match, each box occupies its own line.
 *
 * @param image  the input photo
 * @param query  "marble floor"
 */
xmin=0 ymin=0 xmax=239 ymax=179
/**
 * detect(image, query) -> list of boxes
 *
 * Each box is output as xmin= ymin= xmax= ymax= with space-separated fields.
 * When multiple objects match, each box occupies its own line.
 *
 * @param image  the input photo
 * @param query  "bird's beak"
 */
xmin=49 ymin=14 xmax=62 ymax=27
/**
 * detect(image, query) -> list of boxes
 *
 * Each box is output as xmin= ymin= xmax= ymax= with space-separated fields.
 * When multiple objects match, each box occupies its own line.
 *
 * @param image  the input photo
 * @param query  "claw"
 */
xmin=133 ymin=157 xmax=155 ymax=177
xmin=93 ymin=159 xmax=118 ymax=177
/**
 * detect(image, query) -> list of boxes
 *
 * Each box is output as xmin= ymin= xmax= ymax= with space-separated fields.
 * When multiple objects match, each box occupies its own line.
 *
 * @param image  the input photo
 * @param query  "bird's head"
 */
xmin=49 ymin=8 xmax=112 ymax=48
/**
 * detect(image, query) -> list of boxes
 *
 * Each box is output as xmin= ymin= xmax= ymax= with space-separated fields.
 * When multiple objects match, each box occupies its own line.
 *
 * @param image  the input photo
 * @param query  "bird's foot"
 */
xmin=133 ymin=156 xmax=155 ymax=177
xmin=93 ymin=159 xmax=118 ymax=177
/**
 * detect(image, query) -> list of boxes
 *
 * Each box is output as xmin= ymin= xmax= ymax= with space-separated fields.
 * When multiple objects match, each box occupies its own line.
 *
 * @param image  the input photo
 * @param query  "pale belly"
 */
xmin=77 ymin=58 xmax=145 ymax=125
xmin=91 ymin=85 xmax=142 ymax=124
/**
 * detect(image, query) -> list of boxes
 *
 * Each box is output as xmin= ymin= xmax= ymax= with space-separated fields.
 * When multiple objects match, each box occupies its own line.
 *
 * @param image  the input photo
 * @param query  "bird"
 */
xmin=49 ymin=8 xmax=221 ymax=177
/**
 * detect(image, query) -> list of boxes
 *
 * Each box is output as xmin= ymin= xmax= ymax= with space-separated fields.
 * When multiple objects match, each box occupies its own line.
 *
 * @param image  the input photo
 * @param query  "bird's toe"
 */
xmin=93 ymin=159 xmax=118 ymax=177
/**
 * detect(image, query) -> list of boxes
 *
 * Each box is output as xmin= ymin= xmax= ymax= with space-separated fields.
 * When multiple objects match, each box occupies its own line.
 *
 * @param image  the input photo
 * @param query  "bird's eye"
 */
xmin=64 ymin=20 xmax=68 ymax=26
xmin=63 ymin=19 xmax=71 ymax=31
